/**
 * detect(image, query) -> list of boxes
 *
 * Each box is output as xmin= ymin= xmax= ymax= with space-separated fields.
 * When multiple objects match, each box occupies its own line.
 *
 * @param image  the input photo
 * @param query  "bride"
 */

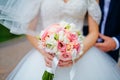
xmin=0 ymin=0 xmax=120 ymax=80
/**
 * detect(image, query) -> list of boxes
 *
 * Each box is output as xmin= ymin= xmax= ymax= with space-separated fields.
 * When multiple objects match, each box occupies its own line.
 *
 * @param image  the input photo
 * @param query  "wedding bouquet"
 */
xmin=37 ymin=21 xmax=84 ymax=80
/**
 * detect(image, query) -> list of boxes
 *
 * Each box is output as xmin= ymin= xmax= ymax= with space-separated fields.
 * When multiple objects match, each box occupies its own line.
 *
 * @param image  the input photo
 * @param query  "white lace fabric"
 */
xmin=0 ymin=0 xmax=101 ymax=35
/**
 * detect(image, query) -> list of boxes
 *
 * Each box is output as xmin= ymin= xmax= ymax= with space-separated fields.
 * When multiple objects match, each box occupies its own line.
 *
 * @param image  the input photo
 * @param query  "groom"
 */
xmin=95 ymin=0 xmax=120 ymax=62
xmin=83 ymin=0 xmax=120 ymax=62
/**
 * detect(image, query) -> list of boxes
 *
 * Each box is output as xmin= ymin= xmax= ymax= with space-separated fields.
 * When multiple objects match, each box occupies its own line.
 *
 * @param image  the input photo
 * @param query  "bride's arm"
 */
xmin=82 ymin=15 xmax=99 ymax=55
xmin=26 ymin=15 xmax=54 ymax=67
xmin=81 ymin=0 xmax=99 ymax=56
xmin=26 ymin=15 xmax=45 ymax=55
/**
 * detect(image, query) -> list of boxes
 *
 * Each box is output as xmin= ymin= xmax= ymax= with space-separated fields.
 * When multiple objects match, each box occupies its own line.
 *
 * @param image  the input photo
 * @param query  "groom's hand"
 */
xmin=95 ymin=34 xmax=116 ymax=52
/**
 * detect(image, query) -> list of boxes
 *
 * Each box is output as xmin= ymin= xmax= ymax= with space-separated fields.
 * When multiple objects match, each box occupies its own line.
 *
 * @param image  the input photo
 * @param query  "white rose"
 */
xmin=39 ymin=30 xmax=45 ymax=37
xmin=45 ymin=48 xmax=55 ymax=53
xmin=59 ymin=31 xmax=65 ymax=41
xmin=60 ymin=21 xmax=68 ymax=28
xmin=71 ymin=49 xmax=77 ymax=60
xmin=69 ymin=25 xmax=78 ymax=32
xmin=56 ymin=51 xmax=61 ymax=57
xmin=52 ymin=46 xmax=58 ymax=53
xmin=63 ymin=35 xmax=70 ymax=44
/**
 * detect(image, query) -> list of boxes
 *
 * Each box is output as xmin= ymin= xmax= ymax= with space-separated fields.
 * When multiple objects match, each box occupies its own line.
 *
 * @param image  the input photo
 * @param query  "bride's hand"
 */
xmin=43 ymin=52 xmax=55 ymax=68
xmin=58 ymin=59 xmax=73 ymax=67
xmin=58 ymin=55 xmax=83 ymax=67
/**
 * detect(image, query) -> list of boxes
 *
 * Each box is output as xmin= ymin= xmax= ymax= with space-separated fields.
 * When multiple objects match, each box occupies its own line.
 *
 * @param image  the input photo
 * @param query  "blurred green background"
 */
xmin=0 ymin=24 xmax=22 ymax=42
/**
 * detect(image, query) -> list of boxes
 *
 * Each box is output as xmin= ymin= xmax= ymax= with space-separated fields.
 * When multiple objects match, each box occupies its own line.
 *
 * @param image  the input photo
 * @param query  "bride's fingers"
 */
xmin=58 ymin=60 xmax=73 ymax=67
xmin=59 ymin=61 xmax=73 ymax=67
xmin=45 ymin=61 xmax=52 ymax=67
xmin=59 ymin=60 xmax=72 ymax=64
xmin=45 ymin=53 xmax=54 ymax=60
xmin=44 ymin=53 xmax=55 ymax=68
xmin=44 ymin=57 xmax=52 ymax=65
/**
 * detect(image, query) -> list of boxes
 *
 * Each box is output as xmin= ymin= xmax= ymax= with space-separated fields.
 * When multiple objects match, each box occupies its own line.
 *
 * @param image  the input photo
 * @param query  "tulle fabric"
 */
xmin=6 ymin=47 xmax=120 ymax=80
xmin=0 ymin=0 xmax=41 ymax=34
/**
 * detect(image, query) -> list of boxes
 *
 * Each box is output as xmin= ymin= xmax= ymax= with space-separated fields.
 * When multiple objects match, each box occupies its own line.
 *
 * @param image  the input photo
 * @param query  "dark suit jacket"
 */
xmin=83 ymin=0 xmax=120 ymax=62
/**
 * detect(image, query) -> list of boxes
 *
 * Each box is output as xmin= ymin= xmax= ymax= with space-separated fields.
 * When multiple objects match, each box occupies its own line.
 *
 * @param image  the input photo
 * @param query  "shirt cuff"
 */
xmin=112 ymin=37 xmax=120 ymax=50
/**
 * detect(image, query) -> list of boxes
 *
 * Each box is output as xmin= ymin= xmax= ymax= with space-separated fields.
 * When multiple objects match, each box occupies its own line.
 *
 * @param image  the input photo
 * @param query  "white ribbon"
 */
xmin=70 ymin=62 xmax=76 ymax=80
xmin=46 ymin=57 xmax=59 ymax=74
xmin=52 ymin=57 xmax=59 ymax=74
xmin=46 ymin=57 xmax=77 ymax=80
xmin=69 ymin=50 xmax=77 ymax=80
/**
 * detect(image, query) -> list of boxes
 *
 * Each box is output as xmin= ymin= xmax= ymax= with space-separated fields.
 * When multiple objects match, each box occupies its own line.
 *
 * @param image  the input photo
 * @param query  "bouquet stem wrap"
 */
xmin=42 ymin=57 xmax=78 ymax=80
xmin=42 ymin=57 xmax=59 ymax=80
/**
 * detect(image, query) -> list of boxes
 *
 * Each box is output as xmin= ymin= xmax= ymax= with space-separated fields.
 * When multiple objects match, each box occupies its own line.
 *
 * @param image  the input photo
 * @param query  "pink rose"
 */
xmin=41 ymin=30 xmax=49 ymax=41
xmin=57 ymin=41 xmax=66 ymax=52
xmin=67 ymin=32 xmax=78 ymax=42
xmin=56 ymin=27 xmax=64 ymax=33
xmin=73 ymin=43 xmax=80 ymax=52
xmin=59 ymin=52 xmax=72 ymax=61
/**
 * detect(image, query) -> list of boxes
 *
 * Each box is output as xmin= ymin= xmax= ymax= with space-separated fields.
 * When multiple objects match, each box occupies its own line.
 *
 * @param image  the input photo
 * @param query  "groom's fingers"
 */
xmin=95 ymin=42 xmax=108 ymax=52
xmin=95 ymin=43 xmax=104 ymax=47
xmin=95 ymin=43 xmax=103 ymax=50
xmin=99 ymin=33 xmax=107 ymax=40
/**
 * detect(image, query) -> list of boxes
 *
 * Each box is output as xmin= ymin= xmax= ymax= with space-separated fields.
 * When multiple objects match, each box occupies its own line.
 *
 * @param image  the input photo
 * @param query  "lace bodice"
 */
xmin=0 ymin=0 xmax=101 ymax=35
xmin=39 ymin=0 xmax=101 ymax=33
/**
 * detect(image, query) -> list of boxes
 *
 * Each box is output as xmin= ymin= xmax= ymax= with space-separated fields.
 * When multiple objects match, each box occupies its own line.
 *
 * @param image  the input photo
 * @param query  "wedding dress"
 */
xmin=0 ymin=0 xmax=120 ymax=80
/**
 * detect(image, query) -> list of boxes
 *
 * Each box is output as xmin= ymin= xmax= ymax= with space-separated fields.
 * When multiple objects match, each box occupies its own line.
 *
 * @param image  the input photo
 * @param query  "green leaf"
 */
xmin=54 ymin=33 xmax=59 ymax=40
xmin=77 ymin=31 xmax=81 ymax=36
xmin=42 ymin=71 xmax=54 ymax=80
xmin=36 ymin=35 xmax=41 ymax=40
xmin=46 ymin=44 xmax=52 ymax=48
xmin=65 ymin=24 xmax=71 ymax=29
